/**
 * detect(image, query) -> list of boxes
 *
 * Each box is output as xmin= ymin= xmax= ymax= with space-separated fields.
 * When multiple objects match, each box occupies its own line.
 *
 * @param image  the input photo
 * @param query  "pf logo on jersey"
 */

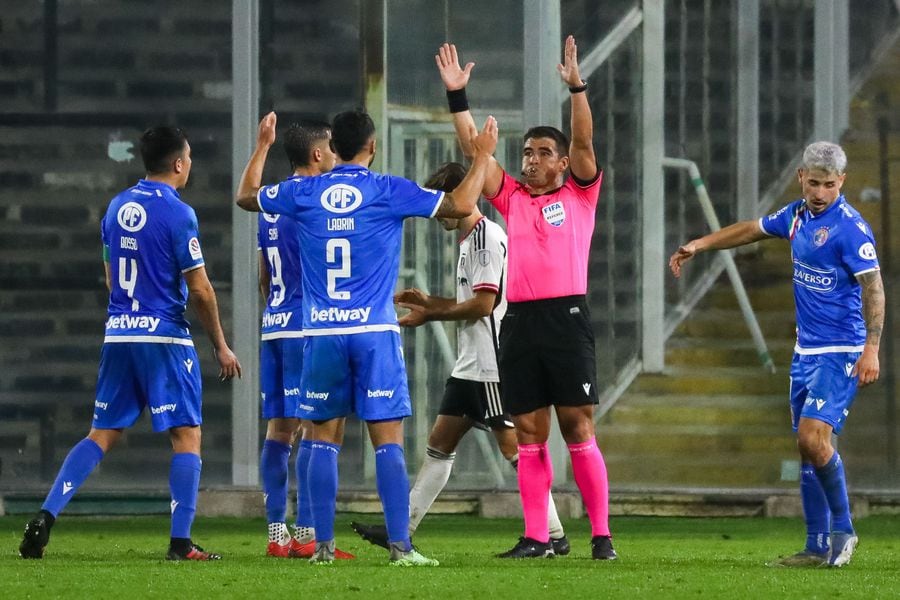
xmin=321 ymin=184 xmax=363 ymax=214
xmin=117 ymin=202 xmax=147 ymax=232
xmin=858 ymin=242 xmax=877 ymax=261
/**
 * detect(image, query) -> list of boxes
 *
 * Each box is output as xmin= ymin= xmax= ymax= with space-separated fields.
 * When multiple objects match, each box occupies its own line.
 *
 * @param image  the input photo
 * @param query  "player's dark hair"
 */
xmin=523 ymin=125 xmax=570 ymax=158
xmin=331 ymin=110 xmax=375 ymax=161
xmin=139 ymin=126 xmax=188 ymax=174
xmin=284 ymin=120 xmax=332 ymax=170
xmin=424 ymin=162 xmax=467 ymax=193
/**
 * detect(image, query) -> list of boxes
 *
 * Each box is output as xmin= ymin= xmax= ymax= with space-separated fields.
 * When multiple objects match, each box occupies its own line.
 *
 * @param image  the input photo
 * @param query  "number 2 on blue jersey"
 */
xmin=326 ymin=238 xmax=351 ymax=300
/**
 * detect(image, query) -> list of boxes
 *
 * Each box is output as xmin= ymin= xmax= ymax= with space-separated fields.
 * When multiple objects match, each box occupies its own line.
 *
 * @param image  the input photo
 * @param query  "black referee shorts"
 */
xmin=498 ymin=295 xmax=598 ymax=415
xmin=438 ymin=376 xmax=513 ymax=431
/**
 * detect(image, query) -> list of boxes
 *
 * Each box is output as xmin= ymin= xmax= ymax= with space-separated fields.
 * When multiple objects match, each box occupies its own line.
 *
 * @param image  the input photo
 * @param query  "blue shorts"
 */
xmin=94 ymin=342 xmax=202 ymax=432
xmin=299 ymin=331 xmax=411 ymax=422
xmin=789 ymin=351 xmax=860 ymax=434
xmin=260 ymin=336 xmax=304 ymax=419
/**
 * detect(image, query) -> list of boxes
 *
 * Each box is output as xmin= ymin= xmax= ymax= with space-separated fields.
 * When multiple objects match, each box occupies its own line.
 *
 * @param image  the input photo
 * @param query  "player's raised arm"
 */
xmin=436 ymin=43 xmax=503 ymax=196
xmin=669 ymin=220 xmax=769 ymax=278
xmin=184 ymin=266 xmax=242 ymax=380
xmin=558 ymin=35 xmax=596 ymax=182
xmin=235 ymin=112 xmax=277 ymax=212
xmin=434 ymin=116 xmax=498 ymax=219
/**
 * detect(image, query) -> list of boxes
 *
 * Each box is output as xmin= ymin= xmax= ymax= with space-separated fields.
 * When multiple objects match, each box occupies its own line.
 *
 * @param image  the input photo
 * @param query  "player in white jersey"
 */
xmin=236 ymin=111 xmax=498 ymax=566
xmin=20 ymin=126 xmax=241 ymax=561
xmin=350 ymin=162 xmax=571 ymax=555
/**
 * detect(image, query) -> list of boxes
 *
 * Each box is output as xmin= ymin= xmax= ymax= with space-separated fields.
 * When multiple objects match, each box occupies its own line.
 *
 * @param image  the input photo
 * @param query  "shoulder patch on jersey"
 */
xmin=265 ymin=184 xmax=279 ymax=199
xmin=263 ymin=211 xmax=280 ymax=224
xmin=320 ymin=183 xmax=363 ymax=214
xmin=858 ymin=242 xmax=877 ymax=261
xmin=188 ymin=237 xmax=203 ymax=260
xmin=475 ymin=249 xmax=492 ymax=267
xmin=117 ymin=202 xmax=147 ymax=232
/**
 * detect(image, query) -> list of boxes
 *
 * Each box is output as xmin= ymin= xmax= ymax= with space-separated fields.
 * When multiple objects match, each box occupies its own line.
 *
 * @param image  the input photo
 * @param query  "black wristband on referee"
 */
xmin=568 ymin=81 xmax=588 ymax=94
xmin=446 ymin=88 xmax=469 ymax=113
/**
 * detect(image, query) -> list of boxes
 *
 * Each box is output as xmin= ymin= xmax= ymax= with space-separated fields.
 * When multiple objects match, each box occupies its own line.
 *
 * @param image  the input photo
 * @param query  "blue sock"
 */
xmin=260 ymin=439 xmax=291 ymax=524
xmin=308 ymin=441 xmax=340 ymax=543
xmin=800 ymin=463 xmax=831 ymax=553
xmin=295 ymin=439 xmax=314 ymax=528
xmin=41 ymin=438 xmax=104 ymax=517
xmin=169 ymin=453 xmax=202 ymax=539
xmin=815 ymin=451 xmax=854 ymax=534
xmin=375 ymin=443 xmax=411 ymax=551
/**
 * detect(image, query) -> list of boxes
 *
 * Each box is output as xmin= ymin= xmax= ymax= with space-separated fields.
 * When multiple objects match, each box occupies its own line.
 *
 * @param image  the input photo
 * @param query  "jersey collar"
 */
xmin=806 ymin=194 xmax=845 ymax=220
xmin=137 ymin=178 xmax=179 ymax=197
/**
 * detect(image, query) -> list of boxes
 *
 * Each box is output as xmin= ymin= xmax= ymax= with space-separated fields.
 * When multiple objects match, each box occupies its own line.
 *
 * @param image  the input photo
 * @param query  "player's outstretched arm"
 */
xmin=669 ymin=220 xmax=768 ymax=278
xmin=258 ymin=250 xmax=270 ymax=301
xmin=436 ymin=42 xmax=503 ymax=196
xmin=398 ymin=291 xmax=496 ymax=327
xmin=235 ymin=112 xmax=277 ymax=212
xmin=558 ymin=35 xmax=596 ymax=181
xmin=853 ymin=269 xmax=884 ymax=386
xmin=435 ymin=116 xmax=498 ymax=219
xmin=184 ymin=266 xmax=242 ymax=380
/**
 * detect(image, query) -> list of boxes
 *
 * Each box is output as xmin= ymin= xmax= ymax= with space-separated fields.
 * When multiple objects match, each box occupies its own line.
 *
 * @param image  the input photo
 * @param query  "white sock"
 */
xmin=292 ymin=525 xmax=315 ymax=544
xmin=548 ymin=492 xmax=565 ymax=539
xmin=268 ymin=522 xmax=290 ymax=544
xmin=408 ymin=447 xmax=455 ymax=534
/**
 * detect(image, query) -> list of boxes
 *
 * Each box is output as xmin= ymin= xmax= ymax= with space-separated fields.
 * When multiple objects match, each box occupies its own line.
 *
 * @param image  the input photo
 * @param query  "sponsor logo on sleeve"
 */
xmin=265 ymin=184 xmax=279 ymax=199
xmin=475 ymin=249 xmax=491 ymax=267
xmin=117 ymin=202 xmax=147 ymax=232
xmin=189 ymin=237 xmax=203 ymax=260
xmin=321 ymin=184 xmax=363 ymax=214
xmin=263 ymin=211 xmax=280 ymax=223
xmin=858 ymin=242 xmax=877 ymax=261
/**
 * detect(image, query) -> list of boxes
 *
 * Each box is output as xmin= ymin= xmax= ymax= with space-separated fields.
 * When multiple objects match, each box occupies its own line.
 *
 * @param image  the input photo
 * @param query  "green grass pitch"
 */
xmin=3 ymin=514 xmax=899 ymax=598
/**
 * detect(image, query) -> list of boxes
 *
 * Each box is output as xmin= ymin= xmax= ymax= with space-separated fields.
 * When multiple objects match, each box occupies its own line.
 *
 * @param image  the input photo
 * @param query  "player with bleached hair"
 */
xmin=670 ymin=141 xmax=884 ymax=568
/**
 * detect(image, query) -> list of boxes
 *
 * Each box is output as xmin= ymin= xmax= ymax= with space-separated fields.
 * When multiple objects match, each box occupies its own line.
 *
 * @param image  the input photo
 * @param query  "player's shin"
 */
xmin=375 ymin=443 xmax=412 ymax=549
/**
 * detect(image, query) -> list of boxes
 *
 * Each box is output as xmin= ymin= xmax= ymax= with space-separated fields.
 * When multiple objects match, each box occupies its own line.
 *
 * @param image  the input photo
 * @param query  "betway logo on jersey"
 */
xmin=792 ymin=261 xmax=837 ymax=293
xmin=367 ymin=389 xmax=394 ymax=399
xmin=262 ymin=311 xmax=293 ymax=328
xmin=106 ymin=314 xmax=161 ymax=332
xmin=310 ymin=305 xmax=371 ymax=323
xmin=151 ymin=403 xmax=177 ymax=414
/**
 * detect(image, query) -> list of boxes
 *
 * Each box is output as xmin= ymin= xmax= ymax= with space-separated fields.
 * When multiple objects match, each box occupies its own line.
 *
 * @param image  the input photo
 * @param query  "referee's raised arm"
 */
xmin=558 ymin=35 xmax=597 ymax=182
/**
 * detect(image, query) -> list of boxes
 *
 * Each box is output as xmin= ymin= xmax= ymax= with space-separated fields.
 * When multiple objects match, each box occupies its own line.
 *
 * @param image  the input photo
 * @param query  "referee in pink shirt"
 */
xmin=436 ymin=35 xmax=615 ymax=560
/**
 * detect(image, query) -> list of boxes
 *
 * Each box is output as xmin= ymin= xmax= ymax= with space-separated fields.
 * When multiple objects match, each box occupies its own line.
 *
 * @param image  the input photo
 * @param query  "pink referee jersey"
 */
xmin=486 ymin=170 xmax=601 ymax=302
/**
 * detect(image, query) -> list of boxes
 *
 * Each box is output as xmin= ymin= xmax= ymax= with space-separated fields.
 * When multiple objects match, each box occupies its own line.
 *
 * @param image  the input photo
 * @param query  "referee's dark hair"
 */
xmin=331 ymin=110 xmax=375 ymax=161
xmin=139 ymin=126 xmax=188 ymax=174
xmin=284 ymin=120 xmax=331 ymax=171
xmin=424 ymin=162 xmax=467 ymax=193
xmin=524 ymin=125 xmax=570 ymax=158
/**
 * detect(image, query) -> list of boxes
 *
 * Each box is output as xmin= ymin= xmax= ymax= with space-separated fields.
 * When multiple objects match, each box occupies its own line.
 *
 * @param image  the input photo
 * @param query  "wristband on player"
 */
xmin=569 ymin=81 xmax=588 ymax=94
xmin=446 ymin=88 xmax=469 ymax=113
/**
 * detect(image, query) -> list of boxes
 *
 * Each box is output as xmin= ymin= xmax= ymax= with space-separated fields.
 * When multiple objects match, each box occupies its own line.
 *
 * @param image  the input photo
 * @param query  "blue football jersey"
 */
xmin=759 ymin=195 xmax=880 ymax=352
xmin=101 ymin=179 xmax=205 ymax=341
xmin=258 ymin=175 xmax=304 ymax=338
xmin=257 ymin=164 xmax=444 ymax=334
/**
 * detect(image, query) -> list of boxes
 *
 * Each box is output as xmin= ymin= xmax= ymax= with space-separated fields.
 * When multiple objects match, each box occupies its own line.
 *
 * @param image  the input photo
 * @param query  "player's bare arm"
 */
xmin=559 ymin=35 xmax=596 ymax=181
xmin=853 ymin=269 xmax=884 ymax=386
xmin=184 ymin=266 xmax=242 ymax=380
xmin=434 ymin=116 xmax=498 ymax=219
xmin=103 ymin=261 xmax=112 ymax=293
xmin=235 ymin=111 xmax=277 ymax=212
xmin=436 ymin=42 xmax=503 ymax=196
xmin=398 ymin=290 xmax=497 ymax=328
xmin=258 ymin=250 xmax=270 ymax=301
xmin=669 ymin=220 xmax=769 ymax=278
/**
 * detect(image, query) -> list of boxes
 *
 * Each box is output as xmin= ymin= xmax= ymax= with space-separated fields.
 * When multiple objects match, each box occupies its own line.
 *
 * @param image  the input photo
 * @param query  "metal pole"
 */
xmin=662 ymin=157 xmax=775 ymax=373
xmin=641 ymin=0 xmax=665 ymax=373
xmin=735 ymin=0 xmax=759 ymax=223
xmin=814 ymin=1 xmax=836 ymax=141
xmin=877 ymin=116 xmax=896 ymax=470
xmin=231 ymin=0 xmax=260 ymax=486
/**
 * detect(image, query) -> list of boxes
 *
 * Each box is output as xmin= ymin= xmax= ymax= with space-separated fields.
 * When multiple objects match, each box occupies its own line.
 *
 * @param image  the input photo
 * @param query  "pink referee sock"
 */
xmin=517 ymin=442 xmax=552 ymax=543
xmin=568 ymin=437 xmax=611 ymax=537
